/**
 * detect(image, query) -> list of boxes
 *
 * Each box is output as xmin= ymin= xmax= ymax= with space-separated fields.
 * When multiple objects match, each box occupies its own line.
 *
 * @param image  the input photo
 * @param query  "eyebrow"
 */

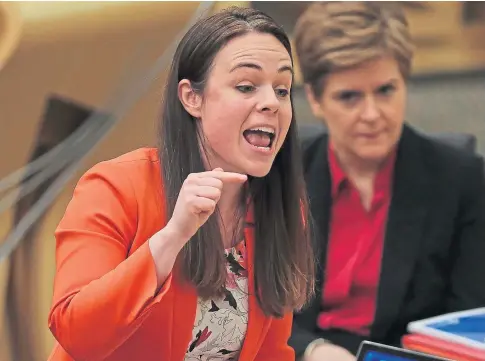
xmin=229 ymin=62 xmax=294 ymax=75
xmin=332 ymin=79 xmax=399 ymax=94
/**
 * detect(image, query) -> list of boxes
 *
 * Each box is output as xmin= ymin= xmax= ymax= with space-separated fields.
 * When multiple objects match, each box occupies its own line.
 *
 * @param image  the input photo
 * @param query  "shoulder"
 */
xmin=94 ymin=147 xmax=160 ymax=172
xmin=410 ymin=129 xmax=483 ymax=178
xmin=301 ymin=132 xmax=328 ymax=171
xmin=401 ymin=127 xmax=485 ymax=202
xmin=75 ymin=147 xmax=163 ymax=207
xmin=86 ymin=147 xmax=161 ymax=182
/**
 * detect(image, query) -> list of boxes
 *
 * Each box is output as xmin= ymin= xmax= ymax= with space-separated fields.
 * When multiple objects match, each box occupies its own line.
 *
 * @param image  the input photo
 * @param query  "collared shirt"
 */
xmin=318 ymin=144 xmax=396 ymax=335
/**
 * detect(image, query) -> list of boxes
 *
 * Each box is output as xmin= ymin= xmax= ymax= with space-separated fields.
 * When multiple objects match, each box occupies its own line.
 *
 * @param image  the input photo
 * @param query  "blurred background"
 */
xmin=0 ymin=2 xmax=484 ymax=361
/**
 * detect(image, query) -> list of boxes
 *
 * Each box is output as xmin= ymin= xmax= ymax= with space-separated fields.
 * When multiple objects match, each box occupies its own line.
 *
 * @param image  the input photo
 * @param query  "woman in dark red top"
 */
xmin=290 ymin=2 xmax=485 ymax=361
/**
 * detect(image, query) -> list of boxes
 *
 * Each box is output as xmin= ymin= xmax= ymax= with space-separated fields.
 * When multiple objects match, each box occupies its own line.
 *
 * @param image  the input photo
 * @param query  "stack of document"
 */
xmin=402 ymin=308 xmax=485 ymax=361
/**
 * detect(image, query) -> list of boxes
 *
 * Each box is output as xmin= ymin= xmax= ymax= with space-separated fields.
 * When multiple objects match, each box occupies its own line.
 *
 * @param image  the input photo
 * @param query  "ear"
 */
xmin=178 ymin=79 xmax=203 ymax=118
xmin=304 ymin=84 xmax=326 ymax=119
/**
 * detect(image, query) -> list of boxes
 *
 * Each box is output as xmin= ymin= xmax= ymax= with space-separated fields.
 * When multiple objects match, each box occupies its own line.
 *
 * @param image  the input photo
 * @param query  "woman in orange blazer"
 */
xmin=47 ymin=7 xmax=315 ymax=361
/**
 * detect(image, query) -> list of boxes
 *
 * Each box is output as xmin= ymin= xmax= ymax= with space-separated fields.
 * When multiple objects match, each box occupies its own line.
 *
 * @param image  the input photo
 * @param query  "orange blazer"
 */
xmin=47 ymin=148 xmax=294 ymax=361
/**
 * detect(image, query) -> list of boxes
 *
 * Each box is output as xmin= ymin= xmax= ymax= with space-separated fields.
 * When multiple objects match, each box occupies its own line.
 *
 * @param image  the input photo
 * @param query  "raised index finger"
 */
xmin=199 ymin=171 xmax=247 ymax=183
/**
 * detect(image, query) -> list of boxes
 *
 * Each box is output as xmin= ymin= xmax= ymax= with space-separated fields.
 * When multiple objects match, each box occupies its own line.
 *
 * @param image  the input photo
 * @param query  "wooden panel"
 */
xmin=405 ymin=2 xmax=462 ymax=40
xmin=405 ymin=2 xmax=485 ymax=75
xmin=0 ymin=3 xmax=22 ymax=71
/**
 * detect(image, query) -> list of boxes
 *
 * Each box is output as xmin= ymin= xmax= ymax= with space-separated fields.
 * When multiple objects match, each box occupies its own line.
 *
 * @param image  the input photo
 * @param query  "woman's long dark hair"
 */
xmin=159 ymin=6 xmax=315 ymax=317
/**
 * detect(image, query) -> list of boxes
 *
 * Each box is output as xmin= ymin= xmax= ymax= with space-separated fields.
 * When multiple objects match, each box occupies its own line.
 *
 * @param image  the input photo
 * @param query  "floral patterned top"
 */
xmin=184 ymin=241 xmax=249 ymax=361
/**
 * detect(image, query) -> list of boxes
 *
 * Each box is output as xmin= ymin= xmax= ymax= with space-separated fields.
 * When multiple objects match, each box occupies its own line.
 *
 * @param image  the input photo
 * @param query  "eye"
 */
xmin=377 ymin=83 xmax=396 ymax=96
xmin=338 ymin=90 xmax=360 ymax=103
xmin=275 ymin=88 xmax=289 ymax=98
xmin=236 ymin=85 xmax=255 ymax=93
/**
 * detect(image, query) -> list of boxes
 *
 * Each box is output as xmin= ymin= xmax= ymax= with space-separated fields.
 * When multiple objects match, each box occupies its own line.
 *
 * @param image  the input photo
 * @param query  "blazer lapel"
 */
xmin=371 ymin=126 xmax=432 ymax=339
xmin=239 ymin=221 xmax=268 ymax=361
xmin=171 ymin=265 xmax=198 ymax=361
xmin=304 ymin=136 xmax=332 ymax=312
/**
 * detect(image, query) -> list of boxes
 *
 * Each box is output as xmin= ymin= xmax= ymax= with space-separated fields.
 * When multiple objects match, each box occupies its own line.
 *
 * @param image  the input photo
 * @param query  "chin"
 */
xmin=357 ymin=147 xmax=394 ymax=162
xmin=242 ymin=163 xmax=273 ymax=178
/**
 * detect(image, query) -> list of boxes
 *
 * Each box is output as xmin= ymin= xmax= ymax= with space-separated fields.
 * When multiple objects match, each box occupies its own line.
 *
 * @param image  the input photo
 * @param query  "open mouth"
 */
xmin=243 ymin=126 xmax=276 ymax=150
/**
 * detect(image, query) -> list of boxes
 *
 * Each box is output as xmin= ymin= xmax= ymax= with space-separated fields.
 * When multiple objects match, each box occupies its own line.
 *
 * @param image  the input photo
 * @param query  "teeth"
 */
xmin=249 ymin=126 xmax=275 ymax=134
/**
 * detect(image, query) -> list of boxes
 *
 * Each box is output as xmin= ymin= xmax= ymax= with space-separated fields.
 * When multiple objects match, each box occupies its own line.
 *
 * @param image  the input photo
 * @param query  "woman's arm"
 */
xmin=48 ymin=161 xmax=180 ymax=360
xmin=447 ymin=154 xmax=485 ymax=310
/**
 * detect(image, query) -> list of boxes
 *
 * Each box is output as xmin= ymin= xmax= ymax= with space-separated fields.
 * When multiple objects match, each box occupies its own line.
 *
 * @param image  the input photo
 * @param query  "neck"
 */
xmin=218 ymin=182 xmax=244 ymax=219
xmin=201 ymin=145 xmax=246 ymax=246
xmin=201 ymin=147 xmax=245 ymax=220
xmin=334 ymin=147 xmax=392 ymax=182
xmin=218 ymin=182 xmax=245 ymax=248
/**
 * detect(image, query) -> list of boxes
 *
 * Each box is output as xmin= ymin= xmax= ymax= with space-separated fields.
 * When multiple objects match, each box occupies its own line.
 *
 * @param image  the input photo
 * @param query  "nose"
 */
xmin=360 ymin=96 xmax=380 ymax=122
xmin=257 ymin=86 xmax=279 ymax=113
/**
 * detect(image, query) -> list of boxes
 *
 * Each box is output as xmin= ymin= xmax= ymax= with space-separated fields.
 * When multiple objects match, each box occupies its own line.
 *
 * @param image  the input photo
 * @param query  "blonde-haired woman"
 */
xmin=290 ymin=2 xmax=485 ymax=361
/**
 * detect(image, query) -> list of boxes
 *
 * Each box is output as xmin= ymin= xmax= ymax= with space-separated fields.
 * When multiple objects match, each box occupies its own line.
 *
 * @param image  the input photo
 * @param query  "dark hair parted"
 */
xmin=158 ymin=6 xmax=315 ymax=317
